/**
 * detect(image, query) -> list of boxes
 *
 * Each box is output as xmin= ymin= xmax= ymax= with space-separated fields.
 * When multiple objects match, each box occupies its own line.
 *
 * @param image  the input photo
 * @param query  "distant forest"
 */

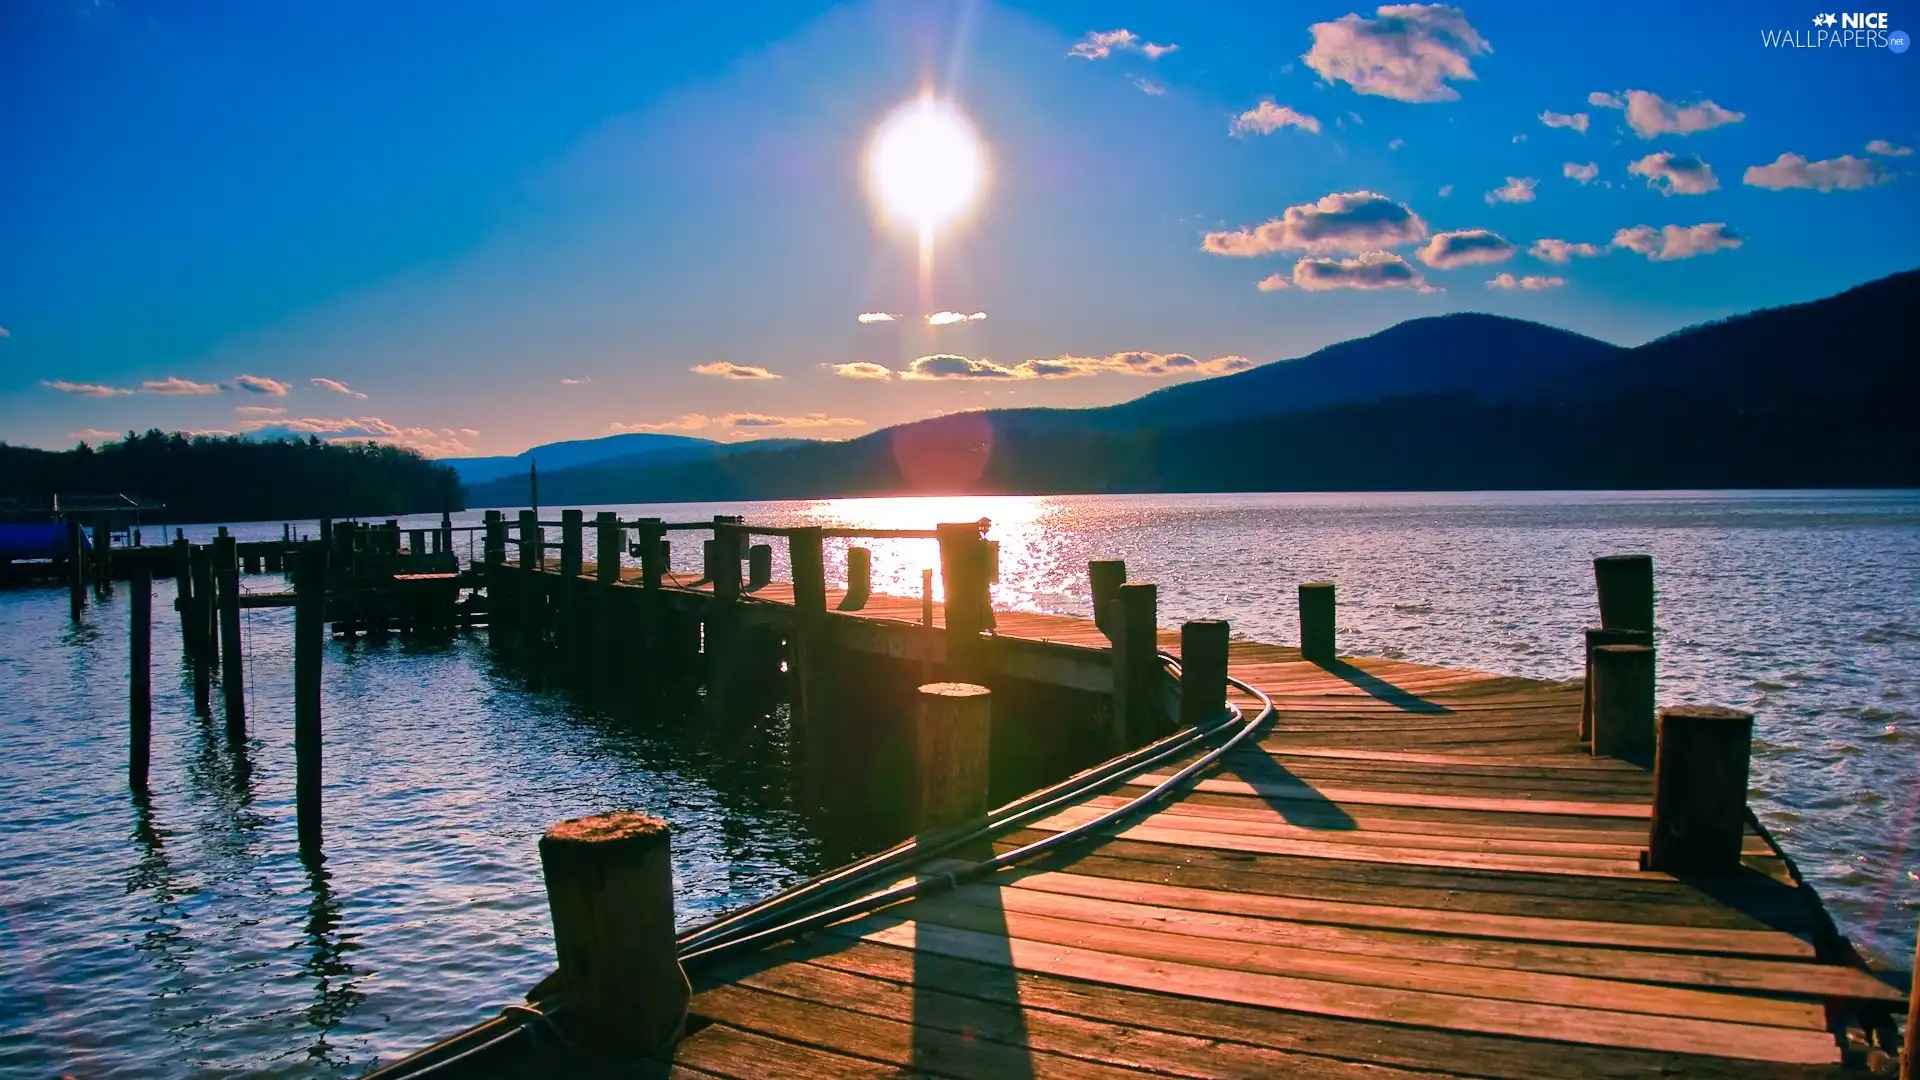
xmin=0 ymin=430 xmax=465 ymax=524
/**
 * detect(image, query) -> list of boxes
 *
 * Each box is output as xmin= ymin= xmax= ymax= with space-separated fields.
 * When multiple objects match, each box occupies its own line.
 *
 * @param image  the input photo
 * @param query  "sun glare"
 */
xmin=868 ymin=96 xmax=985 ymax=243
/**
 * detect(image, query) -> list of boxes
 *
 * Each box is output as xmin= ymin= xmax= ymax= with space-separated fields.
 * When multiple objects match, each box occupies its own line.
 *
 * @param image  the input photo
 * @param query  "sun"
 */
xmin=868 ymin=96 xmax=985 ymax=242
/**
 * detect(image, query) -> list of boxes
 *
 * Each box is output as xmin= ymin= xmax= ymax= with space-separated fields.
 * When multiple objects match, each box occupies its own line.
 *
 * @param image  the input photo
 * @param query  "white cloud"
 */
xmin=1202 ymin=191 xmax=1428 ymax=257
xmin=1539 ymin=110 xmax=1589 ymax=134
xmin=559 ymin=376 xmax=592 ymax=385
xmin=856 ymin=312 xmax=897 ymax=324
xmin=1436 ymin=184 xmax=1453 ymax=197
xmin=1564 ymin=161 xmax=1599 ymax=183
xmin=1416 ymin=229 xmax=1516 ymax=268
xmin=1068 ymin=29 xmax=1176 ymax=60
xmin=1511 ymin=134 xmax=1527 ymax=143
xmin=904 ymin=354 xmax=1021 ymax=380
xmin=690 ymin=361 xmax=781 ymax=380
xmin=43 ymin=380 xmax=133 ymax=397
xmin=1611 ymin=222 xmax=1743 ymax=260
xmin=1628 ymin=151 xmax=1720 ymax=195
xmin=1484 ymin=176 xmax=1537 ymax=204
xmin=1256 ymin=273 xmax=1291 ymax=292
xmin=828 ymin=362 xmax=895 ymax=380
xmin=1590 ymin=89 xmax=1744 ymax=138
xmin=1291 ymin=251 xmax=1435 ymax=292
xmin=1387 ymin=138 xmax=1404 ymax=150
xmin=1742 ymin=152 xmax=1891 ymax=192
xmin=926 ymin=311 xmax=988 ymax=326
xmin=141 ymin=377 xmax=222 ymax=395
xmin=1866 ymin=139 xmax=1913 ymax=157
xmin=0 ymin=326 xmax=10 ymax=339
xmin=68 ymin=428 xmax=125 ymax=443
xmin=612 ymin=413 xmax=710 ymax=433
xmin=310 ymin=377 xmax=368 ymax=399
xmin=234 ymin=373 xmax=290 ymax=396
xmin=1529 ymin=238 xmax=1604 ymax=264
xmin=722 ymin=412 xmax=863 ymax=430
xmin=1231 ymin=101 xmax=1321 ymax=136
xmin=1488 ymin=273 xmax=1565 ymax=290
xmin=1130 ymin=76 xmax=1167 ymax=96
xmin=897 ymin=351 xmax=1250 ymax=380
xmin=1303 ymin=4 xmax=1491 ymax=103
xmin=239 ymin=415 xmax=474 ymax=455
xmin=234 ymin=405 xmax=286 ymax=417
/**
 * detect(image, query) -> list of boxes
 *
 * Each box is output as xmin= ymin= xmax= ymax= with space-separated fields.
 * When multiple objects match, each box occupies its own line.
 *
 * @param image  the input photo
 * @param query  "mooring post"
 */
xmin=839 ymin=546 xmax=872 ymax=611
xmin=518 ymin=509 xmax=543 ymax=653
xmin=1644 ymin=705 xmax=1753 ymax=873
xmin=1180 ymin=619 xmax=1230 ymax=730
xmin=787 ymin=527 xmax=831 ymax=738
xmin=294 ymin=543 xmax=327 ymax=853
xmin=214 ymin=535 xmax=245 ymax=738
xmin=439 ymin=512 xmax=454 ymax=559
xmin=595 ymin=512 xmax=621 ymax=584
xmin=1113 ymin=582 xmax=1162 ymax=748
xmin=1580 ymin=627 xmax=1653 ymax=740
xmin=538 ymin=812 xmax=690 ymax=1058
xmin=189 ymin=545 xmax=215 ymax=716
xmin=66 ymin=519 xmax=85 ymax=618
xmin=935 ymin=523 xmax=993 ymax=681
xmin=1089 ymin=560 xmax=1127 ymax=638
xmin=1299 ymin=581 xmax=1336 ymax=663
xmin=129 ymin=563 xmax=152 ymax=791
xmin=559 ymin=510 xmax=585 ymax=671
xmin=483 ymin=511 xmax=507 ymax=648
xmin=1591 ymin=643 xmax=1656 ymax=762
xmin=746 ymin=543 xmax=772 ymax=592
xmin=172 ymin=536 xmax=192 ymax=640
xmin=916 ymin=683 xmax=992 ymax=837
xmin=1594 ymin=554 xmax=1654 ymax=633
xmin=711 ymin=521 xmax=742 ymax=602
xmin=637 ymin=519 xmax=666 ymax=590
xmin=92 ymin=514 xmax=112 ymax=597
xmin=518 ymin=510 xmax=541 ymax=570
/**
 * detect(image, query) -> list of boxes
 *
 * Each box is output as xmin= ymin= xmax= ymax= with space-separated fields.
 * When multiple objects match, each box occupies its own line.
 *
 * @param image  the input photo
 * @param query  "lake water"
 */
xmin=3 ymin=490 xmax=1916 ymax=1077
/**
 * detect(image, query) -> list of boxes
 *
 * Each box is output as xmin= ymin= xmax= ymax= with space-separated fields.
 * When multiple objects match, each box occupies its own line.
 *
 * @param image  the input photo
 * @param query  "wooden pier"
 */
xmin=354 ymin=513 xmax=1914 ymax=1080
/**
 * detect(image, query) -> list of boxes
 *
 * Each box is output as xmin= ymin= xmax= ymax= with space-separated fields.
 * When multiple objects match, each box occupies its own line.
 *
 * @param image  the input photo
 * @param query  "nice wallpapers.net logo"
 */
xmin=1762 ymin=11 xmax=1908 ymax=49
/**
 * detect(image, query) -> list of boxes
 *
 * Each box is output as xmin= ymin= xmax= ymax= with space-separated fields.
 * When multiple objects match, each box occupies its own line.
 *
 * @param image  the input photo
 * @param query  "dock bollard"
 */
xmin=538 ymin=812 xmax=690 ymax=1058
xmin=129 ymin=563 xmax=152 ymax=791
xmin=1594 ymin=554 xmax=1654 ymax=632
xmin=1580 ymin=628 xmax=1652 ymax=741
xmin=1089 ymin=560 xmax=1126 ymax=638
xmin=1590 ymin=643 xmax=1656 ymax=762
xmin=1299 ymin=581 xmax=1336 ymax=663
xmin=1115 ymin=582 xmax=1162 ymax=747
xmin=747 ymin=543 xmax=772 ymax=592
xmin=1180 ymin=620 xmax=1230 ymax=730
xmin=1645 ymin=706 xmax=1753 ymax=873
xmin=214 ymin=535 xmax=245 ymax=738
xmin=839 ymin=546 xmax=871 ymax=611
xmin=916 ymin=683 xmax=992 ymax=835
xmin=294 ymin=543 xmax=327 ymax=853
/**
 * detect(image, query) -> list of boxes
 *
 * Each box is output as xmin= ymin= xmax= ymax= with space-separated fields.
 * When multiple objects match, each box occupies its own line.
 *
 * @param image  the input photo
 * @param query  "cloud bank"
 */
xmin=1303 ymin=4 xmax=1491 ymax=103
xmin=690 ymin=361 xmax=781 ymax=380
xmin=1203 ymin=191 xmax=1429 ymax=257
xmin=1742 ymin=152 xmax=1890 ymax=192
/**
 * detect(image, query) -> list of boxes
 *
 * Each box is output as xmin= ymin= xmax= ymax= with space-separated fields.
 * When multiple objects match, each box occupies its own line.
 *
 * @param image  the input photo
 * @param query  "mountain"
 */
xmin=463 ymin=268 xmax=1920 ymax=506
xmin=444 ymin=433 xmax=719 ymax=485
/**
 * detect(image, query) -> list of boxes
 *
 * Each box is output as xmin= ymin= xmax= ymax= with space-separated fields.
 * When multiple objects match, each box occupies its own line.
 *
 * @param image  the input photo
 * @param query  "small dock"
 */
xmin=354 ymin=511 xmax=1912 ymax=1080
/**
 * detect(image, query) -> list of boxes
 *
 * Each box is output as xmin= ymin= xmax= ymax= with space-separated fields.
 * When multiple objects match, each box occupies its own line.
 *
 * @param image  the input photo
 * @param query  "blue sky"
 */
xmin=2 ymin=0 xmax=1915 ymax=455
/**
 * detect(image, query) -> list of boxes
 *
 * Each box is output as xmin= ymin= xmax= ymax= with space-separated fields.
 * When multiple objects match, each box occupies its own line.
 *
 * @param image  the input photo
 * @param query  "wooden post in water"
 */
xmin=66 ymin=519 xmax=85 ymax=618
xmin=935 ymin=523 xmax=992 ymax=681
xmin=595 ymin=512 xmax=621 ymax=584
xmin=172 ymin=536 xmax=192 ymax=640
xmin=1591 ymin=643 xmax=1656 ymax=763
xmin=439 ymin=512 xmax=454 ymax=558
xmin=1299 ymin=581 xmax=1336 ymax=663
xmin=129 ymin=563 xmax=152 ymax=791
xmin=1580 ymin=627 xmax=1653 ymax=741
xmin=214 ymin=535 xmax=245 ymax=738
xmin=1089 ymin=560 xmax=1126 ymax=638
xmin=294 ymin=543 xmax=327 ymax=853
xmin=538 ymin=812 xmax=690 ymax=1058
xmin=1113 ymin=582 xmax=1162 ymax=748
xmin=787 ymin=527 xmax=830 ymax=740
xmin=92 ymin=514 xmax=112 ymax=597
xmin=518 ymin=510 xmax=540 ymax=570
xmin=518 ymin=510 xmax=543 ymax=653
xmin=1594 ymin=554 xmax=1654 ymax=633
xmin=407 ymin=528 xmax=425 ymax=557
xmin=839 ymin=546 xmax=871 ymax=611
xmin=916 ymin=683 xmax=991 ymax=836
xmin=746 ymin=544 xmax=771 ymax=592
xmin=559 ymin=510 xmax=584 ymax=672
xmin=484 ymin=510 xmax=507 ymax=650
xmin=189 ymin=545 xmax=214 ymax=717
xmin=1180 ymin=619 xmax=1230 ymax=730
xmin=1645 ymin=705 xmax=1753 ymax=873
xmin=638 ymin=520 xmax=666 ymax=591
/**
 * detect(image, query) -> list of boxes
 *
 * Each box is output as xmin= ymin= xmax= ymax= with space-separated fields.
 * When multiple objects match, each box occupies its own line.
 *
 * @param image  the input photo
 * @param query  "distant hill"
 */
xmin=445 ymin=432 xmax=719 ymax=485
xmin=462 ymin=268 xmax=1920 ymax=506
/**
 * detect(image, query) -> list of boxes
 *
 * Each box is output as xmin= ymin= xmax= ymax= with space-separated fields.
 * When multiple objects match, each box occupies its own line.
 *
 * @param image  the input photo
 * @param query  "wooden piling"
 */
xmin=1180 ymin=619 xmax=1230 ymax=730
xmin=915 ymin=683 xmax=992 ymax=835
xmin=1300 ymin=581 xmax=1336 ymax=663
xmin=66 ymin=519 xmax=85 ymax=618
xmin=1591 ymin=642 xmax=1656 ymax=762
xmin=439 ymin=512 xmax=454 ymax=558
xmin=1089 ymin=560 xmax=1126 ymax=637
xmin=129 ymin=563 xmax=152 ymax=791
xmin=787 ymin=527 xmax=830 ymax=740
xmin=638 ymin=520 xmax=666 ymax=591
xmin=1113 ymin=582 xmax=1162 ymax=748
xmin=1580 ymin=627 xmax=1653 ymax=740
xmin=189 ymin=545 xmax=213 ymax=717
xmin=537 ymin=812 xmax=690 ymax=1058
xmin=595 ymin=512 xmax=621 ymax=584
xmin=747 ymin=543 xmax=772 ymax=592
xmin=214 ymin=535 xmax=245 ymax=738
xmin=518 ymin=510 xmax=543 ymax=652
xmin=518 ymin=510 xmax=540 ymax=571
xmin=294 ymin=543 xmax=327 ymax=853
xmin=172 ymin=536 xmax=192 ymax=639
xmin=1594 ymin=554 xmax=1654 ymax=633
xmin=935 ymin=524 xmax=993 ymax=680
xmin=840 ymin=546 xmax=872 ymax=611
xmin=408 ymin=528 xmax=426 ymax=556
xmin=92 ymin=514 xmax=112 ymax=596
xmin=1645 ymin=705 xmax=1753 ymax=873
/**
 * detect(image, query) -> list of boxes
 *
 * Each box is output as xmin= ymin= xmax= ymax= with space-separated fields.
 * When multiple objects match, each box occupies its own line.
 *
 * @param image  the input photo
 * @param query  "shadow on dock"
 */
xmin=1313 ymin=657 xmax=1450 ymax=714
xmin=1216 ymin=748 xmax=1358 ymax=830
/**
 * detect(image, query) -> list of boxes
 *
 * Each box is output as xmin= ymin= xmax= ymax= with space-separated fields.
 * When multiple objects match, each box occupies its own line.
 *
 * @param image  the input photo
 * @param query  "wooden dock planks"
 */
xmin=637 ymin=585 xmax=1890 ymax=1079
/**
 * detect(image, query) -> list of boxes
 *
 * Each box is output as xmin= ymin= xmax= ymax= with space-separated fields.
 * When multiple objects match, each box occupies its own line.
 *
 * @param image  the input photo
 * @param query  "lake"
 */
xmin=2 ymin=489 xmax=1915 ymax=1077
